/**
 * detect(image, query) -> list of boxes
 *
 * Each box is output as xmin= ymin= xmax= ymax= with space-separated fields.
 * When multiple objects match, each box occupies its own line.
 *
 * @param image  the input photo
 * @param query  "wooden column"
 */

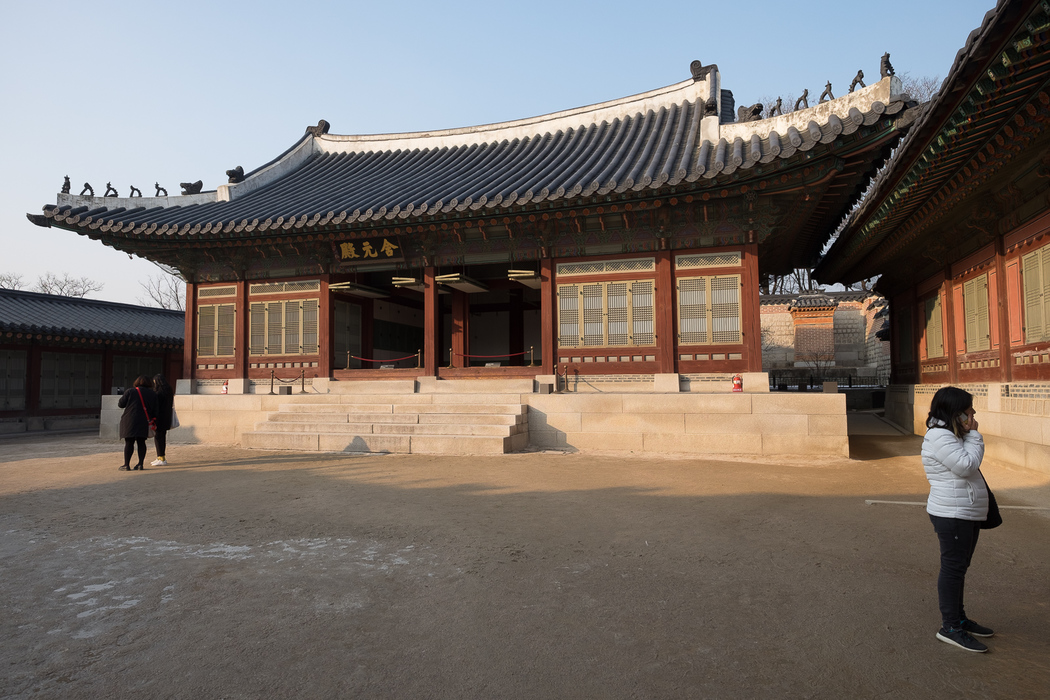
xmin=509 ymin=289 xmax=524 ymax=366
xmin=655 ymin=249 xmax=676 ymax=373
xmin=994 ymin=236 xmax=1012 ymax=383
xmin=423 ymin=266 xmax=439 ymax=376
xmin=942 ymin=268 xmax=959 ymax=385
xmin=743 ymin=244 xmax=763 ymax=372
xmin=318 ymin=277 xmax=332 ymax=378
xmin=183 ymin=282 xmax=196 ymax=381
xmin=234 ymin=280 xmax=249 ymax=379
xmin=540 ymin=257 xmax=555 ymax=374
xmin=451 ymin=290 xmax=469 ymax=368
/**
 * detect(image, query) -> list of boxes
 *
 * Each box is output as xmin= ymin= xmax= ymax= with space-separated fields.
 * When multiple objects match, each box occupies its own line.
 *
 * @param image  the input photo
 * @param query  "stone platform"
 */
xmin=101 ymin=377 xmax=848 ymax=457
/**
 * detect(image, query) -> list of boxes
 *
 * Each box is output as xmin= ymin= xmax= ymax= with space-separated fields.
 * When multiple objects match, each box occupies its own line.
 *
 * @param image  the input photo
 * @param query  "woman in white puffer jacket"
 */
xmin=921 ymin=386 xmax=994 ymax=653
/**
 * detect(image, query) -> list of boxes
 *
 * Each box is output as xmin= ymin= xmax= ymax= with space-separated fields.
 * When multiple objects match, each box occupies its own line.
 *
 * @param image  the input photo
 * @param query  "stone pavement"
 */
xmin=1 ymin=433 xmax=1048 ymax=699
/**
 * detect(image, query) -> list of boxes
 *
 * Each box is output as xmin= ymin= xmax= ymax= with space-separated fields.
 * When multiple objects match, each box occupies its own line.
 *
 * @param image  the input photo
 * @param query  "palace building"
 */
xmin=816 ymin=0 xmax=1050 ymax=474
xmin=29 ymin=61 xmax=917 ymax=455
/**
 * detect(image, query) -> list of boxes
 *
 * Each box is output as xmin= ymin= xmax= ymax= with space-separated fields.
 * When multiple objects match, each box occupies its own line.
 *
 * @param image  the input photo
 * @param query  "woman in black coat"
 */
xmin=117 ymin=375 xmax=159 ymax=471
xmin=151 ymin=374 xmax=174 ymax=467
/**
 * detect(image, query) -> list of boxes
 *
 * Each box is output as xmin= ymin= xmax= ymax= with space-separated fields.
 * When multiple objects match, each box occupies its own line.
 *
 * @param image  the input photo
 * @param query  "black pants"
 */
xmin=929 ymin=514 xmax=981 ymax=629
xmin=123 ymin=437 xmax=146 ymax=467
xmin=154 ymin=429 xmax=167 ymax=459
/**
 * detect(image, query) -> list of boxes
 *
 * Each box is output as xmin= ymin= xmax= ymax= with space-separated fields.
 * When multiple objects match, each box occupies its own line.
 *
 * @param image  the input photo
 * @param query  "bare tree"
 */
xmin=0 ymin=272 xmax=26 ymax=290
xmin=898 ymin=72 xmax=941 ymax=103
xmin=33 ymin=273 xmax=103 ymax=298
xmin=138 ymin=271 xmax=185 ymax=310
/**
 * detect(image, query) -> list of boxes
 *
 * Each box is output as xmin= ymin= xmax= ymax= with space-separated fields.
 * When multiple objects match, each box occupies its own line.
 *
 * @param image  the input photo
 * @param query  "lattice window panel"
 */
xmin=558 ymin=284 xmax=581 ymax=348
xmin=710 ymin=276 xmax=741 ymax=344
xmin=677 ymin=275 xmax=742 ymax=345
xmin=0 ymin=350 xmax=26 ymax=411
xmin=924 ymin=295 xmax=944 ymax=359
xmin=558 ymin=281 xmax=655 ymax=348
xmin=582 ymin=283 xmax=605 ymax=346
xmin=678 ymin=277 xmax=708 ymax=344
xmin=557 ymin=258 xmax=655 ymax=276
xmin=38 ymin=352 xmax=101 ymax=410
xmin=1022 ymin=246 xmax=1050 ymax=344
xmin=250 ymin=299 xmax=320 ymax=356
xmin=963 ymin=274 xmax=990 ymax=353
xmin=631 ymin=281 xmax=654 ymax=345
xmin=249 ymin=280 xmax=321 ymax=295
xmin=675 ymin=252 xmax=742 ymax=269
xmin=198 ymin=303 xmax=236 ymax=357
xmin=198 ymin=285 xmax=236 ymax=298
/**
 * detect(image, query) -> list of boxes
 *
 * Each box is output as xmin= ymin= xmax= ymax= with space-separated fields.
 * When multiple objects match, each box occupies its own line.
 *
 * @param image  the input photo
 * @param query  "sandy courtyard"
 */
xmin=2 ymin=429 xmax=1049 ymax=699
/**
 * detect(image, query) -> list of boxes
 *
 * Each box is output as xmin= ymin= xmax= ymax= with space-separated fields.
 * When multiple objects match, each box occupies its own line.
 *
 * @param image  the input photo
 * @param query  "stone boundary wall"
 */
xmin=885 ymin=383 xmax=1050 ymax=476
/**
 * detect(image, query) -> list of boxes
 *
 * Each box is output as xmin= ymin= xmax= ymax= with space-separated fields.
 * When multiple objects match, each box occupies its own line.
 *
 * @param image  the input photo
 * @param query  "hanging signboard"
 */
xmin=337 ymin=236 xmax=403 ymax=263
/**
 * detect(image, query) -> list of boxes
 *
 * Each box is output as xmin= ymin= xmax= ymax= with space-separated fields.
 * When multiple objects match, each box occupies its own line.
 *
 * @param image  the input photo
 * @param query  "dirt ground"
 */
xmin=2 ymin=422 xmax=1050 ymax=699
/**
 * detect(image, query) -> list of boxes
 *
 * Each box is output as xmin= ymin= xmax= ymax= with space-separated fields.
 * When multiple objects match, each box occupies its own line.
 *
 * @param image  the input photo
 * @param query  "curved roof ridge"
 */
xmin=315 ymin=77 xmax=709 ymax=154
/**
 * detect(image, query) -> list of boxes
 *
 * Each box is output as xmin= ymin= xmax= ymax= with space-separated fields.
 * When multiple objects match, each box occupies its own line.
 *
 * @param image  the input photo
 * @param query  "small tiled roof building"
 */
xmin=0 ymin=289 xmax=184 ymax=434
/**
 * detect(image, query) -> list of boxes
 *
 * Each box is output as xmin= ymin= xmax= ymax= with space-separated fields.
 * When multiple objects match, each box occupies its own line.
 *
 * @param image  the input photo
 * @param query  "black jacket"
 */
xmin=154 ymin=385 xmax=174 ymax=431
xmin=118 ymin=387 xmax=159 ymax=439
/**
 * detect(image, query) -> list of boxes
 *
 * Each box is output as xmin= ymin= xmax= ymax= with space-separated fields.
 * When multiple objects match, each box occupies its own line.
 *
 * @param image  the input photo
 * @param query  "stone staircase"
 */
xmin=241 ymin=379 xmax=531 ymax=455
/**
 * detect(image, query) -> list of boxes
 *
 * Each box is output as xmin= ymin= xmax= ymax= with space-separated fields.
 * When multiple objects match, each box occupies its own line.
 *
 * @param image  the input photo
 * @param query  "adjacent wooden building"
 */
xmin=0 ymin=289 xmax=183 ymax=434
xmin=817 ymin=0 xmax=1050 ymax=473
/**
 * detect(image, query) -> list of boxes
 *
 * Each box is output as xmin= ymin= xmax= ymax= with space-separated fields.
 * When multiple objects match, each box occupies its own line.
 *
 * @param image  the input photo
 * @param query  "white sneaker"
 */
xmin=151 ymin=459 xmax=168 ymax=466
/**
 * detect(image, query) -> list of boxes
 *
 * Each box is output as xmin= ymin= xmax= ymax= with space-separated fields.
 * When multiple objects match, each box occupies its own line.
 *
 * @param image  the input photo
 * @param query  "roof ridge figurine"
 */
xmin=849 ymin=70 xmax=866 ymax=93
xmin=226 ymin=166 xmax=245 ymax=184
xmin=305 ymin=120 xmax=330 ymax=137
xmin=155 ymin=183 xmax=167 ymax=197
xmin=104 ymin=182 xmax=118 ymax=197
xmin=881 ymin=52 xmax=894 ymax=78
xmin=819 ymin=81 xmax=834 ymax=104
xmin=80 ymin=182 xmax=93 ymax=196
xmin=180 ymin=180 xmax=203 ymax=196
xmin=794 ymin=89 xmax=809 ymax=111
xmin=61 ymin=176 xmax=71 ymax=194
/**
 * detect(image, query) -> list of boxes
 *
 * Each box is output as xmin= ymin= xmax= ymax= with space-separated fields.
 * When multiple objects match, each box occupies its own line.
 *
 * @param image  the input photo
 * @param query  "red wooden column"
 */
xmin=422 ymin=266 xmax=439 ymax=376
xmin=450 ymin=290 xmax=469 ymax=368
xmin=318 ymin=277 xmax=332 ymax=378
xmin=540 ymin=257 xmax=555 ymax=374
xmin=234 ymin=280 xmax=249 ymax=380
xmin=655 ymin=250 xmax=675 ymax=373
xmin=994 ymin=236 xmax=1012 ymax=383
xmin=743 ymin=244 xmax=763 ymax=372
xmin=183 ymin=282 xmax=196 ymax=381
xmin=942 ymin=268 xmax=959 ymax=385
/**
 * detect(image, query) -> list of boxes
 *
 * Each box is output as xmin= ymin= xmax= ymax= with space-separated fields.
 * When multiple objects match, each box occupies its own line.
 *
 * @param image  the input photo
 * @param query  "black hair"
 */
xmin=926 ymin=386 xmax=974 ymax=437
xmin=153 ymin=374 xmax=170 ymax=395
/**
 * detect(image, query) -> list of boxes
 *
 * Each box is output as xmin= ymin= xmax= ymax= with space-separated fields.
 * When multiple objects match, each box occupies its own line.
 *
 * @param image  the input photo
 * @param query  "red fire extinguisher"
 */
xmin=732 ymin=374 xmax=743 ymax=393
xmin=221 ymin=379 xmax=228 ymax=395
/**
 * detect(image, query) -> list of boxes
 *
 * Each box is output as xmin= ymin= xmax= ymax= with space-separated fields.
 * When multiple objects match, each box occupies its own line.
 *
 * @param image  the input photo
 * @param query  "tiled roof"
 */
xmin=0 ymin=289 xmax=184 ymax=344
xmin=816 ymin=0 xmax=1049 ymax=286
xmin=760 ymin=290 xmax=875 ymax=306
xmin=32 ymin=72 xmax=911 ymax=241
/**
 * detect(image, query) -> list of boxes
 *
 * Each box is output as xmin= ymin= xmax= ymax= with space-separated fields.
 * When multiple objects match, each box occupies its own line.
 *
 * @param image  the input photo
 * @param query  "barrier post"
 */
xmin=269 ymin=369 xmax=275 ymax=395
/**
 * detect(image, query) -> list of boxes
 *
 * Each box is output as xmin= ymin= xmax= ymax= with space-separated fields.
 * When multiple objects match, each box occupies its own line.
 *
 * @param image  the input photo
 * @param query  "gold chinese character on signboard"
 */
xmin=380 ymin=239 xmax=399 ymax=257
xmin=340 ymin=242 xmax=359 ymax=259
xmin=361 ymin=242 xmax=378 ymax=258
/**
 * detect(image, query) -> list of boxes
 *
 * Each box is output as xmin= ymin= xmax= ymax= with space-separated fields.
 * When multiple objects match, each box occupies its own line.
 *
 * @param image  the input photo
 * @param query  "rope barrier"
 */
xmin=450 ymin=350 xmax=528 ymax=359
xmin=351 ymin=354 xmax=418 ymax=363
xmin=269 ymin=369 xmax=306 ymax=394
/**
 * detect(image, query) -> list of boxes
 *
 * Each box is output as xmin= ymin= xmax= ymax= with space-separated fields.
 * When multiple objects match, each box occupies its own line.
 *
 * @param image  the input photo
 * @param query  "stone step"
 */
xmin=392 ymin=404 xmax=525 ymax=415
xmin=418 ymin=378 xmax=535 ymax=394
xmin=255 ymin=421 xmax=520 ymax=437
xmin=418 ymin=413 xmax=525 ymax=425
xmin=242 ymin=430 xmax=524 ymax=455
xmin=326 ymin=380 xmax=417 ymax=395
xmin=242 ymin=431 xmax=412 ymax=453
xmin=267 ymin=412 xmax=415 ymax=424
xmin=279 ymin=403 xmax=395 ymax=414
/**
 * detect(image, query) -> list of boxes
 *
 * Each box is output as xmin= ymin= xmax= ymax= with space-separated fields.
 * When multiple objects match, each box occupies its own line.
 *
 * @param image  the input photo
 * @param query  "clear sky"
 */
xmin=0 ymin=0 xmax=996 ymax=305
